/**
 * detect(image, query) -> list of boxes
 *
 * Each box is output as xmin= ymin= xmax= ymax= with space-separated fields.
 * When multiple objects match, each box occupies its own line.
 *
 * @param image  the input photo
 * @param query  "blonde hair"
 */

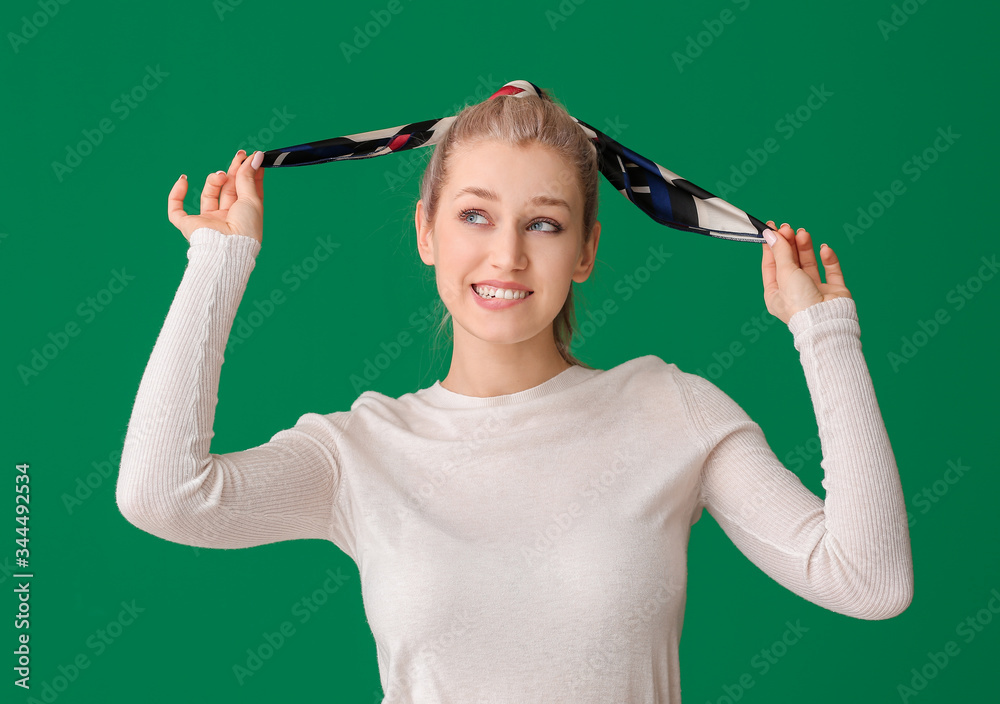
xmin=417 ymin=88 xmax=600 ymax=369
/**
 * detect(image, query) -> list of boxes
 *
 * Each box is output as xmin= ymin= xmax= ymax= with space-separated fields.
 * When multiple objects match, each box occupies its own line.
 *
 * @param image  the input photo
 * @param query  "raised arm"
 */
xmin=117 ymin=151 xmax=346 ymax=550
xmin=115 ymin=227 xmax=344 ymax=549
xmin=680 ymin=296 xmax=913 ymax=619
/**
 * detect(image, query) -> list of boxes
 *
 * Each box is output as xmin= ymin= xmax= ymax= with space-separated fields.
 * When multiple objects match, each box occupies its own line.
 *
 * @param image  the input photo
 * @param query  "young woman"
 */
xmin=117 ymin=90 xmax=913 ymax=703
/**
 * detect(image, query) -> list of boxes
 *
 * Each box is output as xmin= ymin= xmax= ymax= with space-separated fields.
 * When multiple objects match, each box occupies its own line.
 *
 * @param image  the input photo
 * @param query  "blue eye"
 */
xmin=461 ymin=210 xmax=488 ymax=225
xmin=528 ymin=220 xmax=561 ymax=232
xmin=458 ymin=209 xmax=563 ymax=233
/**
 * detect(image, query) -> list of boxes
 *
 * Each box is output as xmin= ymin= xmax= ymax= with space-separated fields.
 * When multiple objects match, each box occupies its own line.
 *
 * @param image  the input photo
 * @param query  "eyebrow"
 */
xmin=452 ymin=186 xmax=571 ymax=211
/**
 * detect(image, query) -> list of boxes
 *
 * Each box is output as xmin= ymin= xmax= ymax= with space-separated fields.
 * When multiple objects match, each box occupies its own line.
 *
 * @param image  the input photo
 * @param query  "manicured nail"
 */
xmin=180 ymin=174 xmax=186 ymax=180
xmin=250 ymin=151 xmax=264 ymax=169
xmin=763 ymin=229 xmax=776 ymax=246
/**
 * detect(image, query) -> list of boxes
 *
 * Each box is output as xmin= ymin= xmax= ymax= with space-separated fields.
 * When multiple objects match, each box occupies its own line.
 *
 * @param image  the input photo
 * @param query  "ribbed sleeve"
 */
xmin=678 ymin=296 xmax=913 ymax=620
xmin=116 ymin=227 xmax=342 ymax=549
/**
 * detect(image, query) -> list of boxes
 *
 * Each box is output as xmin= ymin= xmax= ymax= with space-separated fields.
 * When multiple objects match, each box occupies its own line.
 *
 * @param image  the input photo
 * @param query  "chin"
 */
xmin=457 ymin=315 xmax=557 ymax=348
xmin=459 ymin=323 xmax=534 ymax=345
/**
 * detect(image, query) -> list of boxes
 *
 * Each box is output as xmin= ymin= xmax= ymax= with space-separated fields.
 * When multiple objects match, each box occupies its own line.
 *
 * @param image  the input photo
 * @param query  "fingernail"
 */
xmin=180 ymin=174 xmax=186 ymax=180
xmin=215 ymin=170 xmax=226 ymax=176
xmin=250 ymin=150 xmax=264 ymax=169
xmin=763 ymin=229 xmax=776 ymax=246
xmin=781 ymin=222 xmax=789 ymax=229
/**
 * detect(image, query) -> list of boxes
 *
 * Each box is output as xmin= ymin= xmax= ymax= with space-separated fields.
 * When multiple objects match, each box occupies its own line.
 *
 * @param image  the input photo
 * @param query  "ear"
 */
xmin=415 ymin=199 xmax=435 ymax=266
xmin=572 ymin=220 xmax=601 ymax=284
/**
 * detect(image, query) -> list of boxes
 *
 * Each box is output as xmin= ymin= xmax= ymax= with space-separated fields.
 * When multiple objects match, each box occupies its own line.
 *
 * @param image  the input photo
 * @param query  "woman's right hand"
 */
xmin=167 ymin=149 xmax=266 ymax=244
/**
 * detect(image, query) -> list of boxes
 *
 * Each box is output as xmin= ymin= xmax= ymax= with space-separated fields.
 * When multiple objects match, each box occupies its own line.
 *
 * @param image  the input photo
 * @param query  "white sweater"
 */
xmin=116 ymin=227 xmax=913 ymax=703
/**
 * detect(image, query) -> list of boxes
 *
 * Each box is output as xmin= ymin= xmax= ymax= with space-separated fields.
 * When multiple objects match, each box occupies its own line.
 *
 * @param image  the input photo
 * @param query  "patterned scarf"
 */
xmin=260 ymin=79 xmax=767 ymax=243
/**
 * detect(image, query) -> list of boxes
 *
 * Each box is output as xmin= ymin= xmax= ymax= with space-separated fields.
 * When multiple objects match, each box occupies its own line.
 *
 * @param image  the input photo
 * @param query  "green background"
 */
xmin=2 ymin=0 xmax=997 ymax=701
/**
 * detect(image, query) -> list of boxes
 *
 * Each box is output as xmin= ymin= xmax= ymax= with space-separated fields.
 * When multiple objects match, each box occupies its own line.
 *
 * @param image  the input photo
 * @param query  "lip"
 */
xmin=470 ymin=283 xmax=533 ymax=309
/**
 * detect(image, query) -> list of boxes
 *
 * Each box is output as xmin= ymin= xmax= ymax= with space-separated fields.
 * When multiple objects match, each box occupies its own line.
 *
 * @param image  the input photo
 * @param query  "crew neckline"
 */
xmin=418 ymin=364 xmax=599 ymax=408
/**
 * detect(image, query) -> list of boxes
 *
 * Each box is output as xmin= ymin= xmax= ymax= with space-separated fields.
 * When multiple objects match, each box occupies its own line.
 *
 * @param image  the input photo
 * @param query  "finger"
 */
xmin=219 ymin=149 xmax=246 ymax=211
xmin=235 ymin=151 xmax=263 ymax=209
xmin=167 ymin=174 xmax=189 ymax=229
xmin=767 ymin=220 xmax=800 ymax=268
xmin=764 ymin=226 xmax=798 ymax=277
xmin=252 ymin=152 xmax=265 ymax=206
xmin=794 ymin=227 xmax=823 ymax=287
xmin=200 ymin=171 xmax=226 ymax=214
xmin=777 ymin=222 xmax=800 ymax=268
xmin=761 ymin=237 xmax=778 ymax=300
xmin=820 ymin=243 xmax=848 ymax=289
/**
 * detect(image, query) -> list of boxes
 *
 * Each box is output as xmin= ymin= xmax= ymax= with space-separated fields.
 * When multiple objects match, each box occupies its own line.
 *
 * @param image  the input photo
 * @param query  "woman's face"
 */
xmin=416 ymin=139 xmax=600 ymax=351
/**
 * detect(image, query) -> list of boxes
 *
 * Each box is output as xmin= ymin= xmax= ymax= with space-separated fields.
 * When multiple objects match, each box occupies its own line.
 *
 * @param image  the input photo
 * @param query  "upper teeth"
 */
xmin=474 ymin=284 xmax=531 ymax=300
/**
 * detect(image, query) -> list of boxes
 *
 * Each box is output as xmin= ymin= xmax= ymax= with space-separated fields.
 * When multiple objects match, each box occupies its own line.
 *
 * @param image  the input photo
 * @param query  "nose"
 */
xmin=489 ymin=220 xmax=528 ymax=271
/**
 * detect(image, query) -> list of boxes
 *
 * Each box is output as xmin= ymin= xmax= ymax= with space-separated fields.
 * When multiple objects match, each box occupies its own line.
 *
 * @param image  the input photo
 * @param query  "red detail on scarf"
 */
xmin=388 ymin=134 xmax=410 ymax=151
xmin=488 ymin=86 xmax=524 ymax=100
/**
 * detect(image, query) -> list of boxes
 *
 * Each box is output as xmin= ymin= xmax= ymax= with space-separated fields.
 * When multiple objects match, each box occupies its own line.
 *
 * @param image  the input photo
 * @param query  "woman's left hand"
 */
xmin=761 ymin=220 xmax=853 ymax=325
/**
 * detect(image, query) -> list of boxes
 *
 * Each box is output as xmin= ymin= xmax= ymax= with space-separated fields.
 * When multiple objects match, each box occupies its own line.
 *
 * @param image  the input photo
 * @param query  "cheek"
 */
xmin=433 ymin=251 xmax=472 ymax=301
xmin=439 ymin=279 xmax=466 ymax=303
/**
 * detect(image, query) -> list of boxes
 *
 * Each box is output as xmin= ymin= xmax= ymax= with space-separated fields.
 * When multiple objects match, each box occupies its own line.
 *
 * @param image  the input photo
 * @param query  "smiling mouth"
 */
xmin=471 ymin=284 xmax=534 ymax=299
